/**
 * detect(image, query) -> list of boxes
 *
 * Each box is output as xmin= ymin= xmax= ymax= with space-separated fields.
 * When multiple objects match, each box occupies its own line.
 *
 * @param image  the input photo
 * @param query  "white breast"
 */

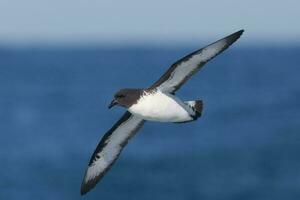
xmin=128 ymin=90 xmax=192 ymax=122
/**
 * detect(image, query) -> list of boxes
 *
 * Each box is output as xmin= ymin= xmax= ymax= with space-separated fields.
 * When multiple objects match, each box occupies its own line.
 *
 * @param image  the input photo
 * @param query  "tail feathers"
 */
xmin=185 ymin=100 xmax=203 ymax=119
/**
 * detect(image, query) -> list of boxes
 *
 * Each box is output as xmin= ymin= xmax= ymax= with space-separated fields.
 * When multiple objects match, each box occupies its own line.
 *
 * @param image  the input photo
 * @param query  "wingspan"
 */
xmin=80 ymin=30 xmax=243 ymax=195
xmin=151 ymin=30 xmax=244 ymax=93
xmin=80 ymin=112 xmax=145 ymax=195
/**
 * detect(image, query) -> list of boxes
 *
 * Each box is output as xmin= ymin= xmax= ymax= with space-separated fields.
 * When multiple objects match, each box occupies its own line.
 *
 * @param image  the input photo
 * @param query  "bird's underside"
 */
xmin=128 ymin=89 xmax=202 ymax=123
xmin=80 ymin=30 xmax=244 ymax=195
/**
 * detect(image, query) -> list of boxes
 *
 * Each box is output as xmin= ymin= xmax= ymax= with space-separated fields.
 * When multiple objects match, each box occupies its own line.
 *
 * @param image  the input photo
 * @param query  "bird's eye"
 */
xmin=116 ymin=94 xmax=125 ymax=98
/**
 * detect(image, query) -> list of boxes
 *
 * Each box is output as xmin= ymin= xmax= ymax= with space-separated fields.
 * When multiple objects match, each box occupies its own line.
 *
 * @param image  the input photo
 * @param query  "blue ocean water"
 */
xmin=0 ymin=46 xmax=300 ymax=200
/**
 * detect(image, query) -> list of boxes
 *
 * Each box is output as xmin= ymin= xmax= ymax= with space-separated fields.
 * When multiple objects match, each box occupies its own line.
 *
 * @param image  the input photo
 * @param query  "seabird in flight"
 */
xmin=80 ymin=30 xmax=244 ymax=195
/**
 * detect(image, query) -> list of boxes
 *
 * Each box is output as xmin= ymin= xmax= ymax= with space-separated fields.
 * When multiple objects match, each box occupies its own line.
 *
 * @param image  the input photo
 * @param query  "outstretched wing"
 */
xmin=80 ymin=112 xmax=145 ymax=195
xmin=151 ymin=30 xmax=244 ymax=93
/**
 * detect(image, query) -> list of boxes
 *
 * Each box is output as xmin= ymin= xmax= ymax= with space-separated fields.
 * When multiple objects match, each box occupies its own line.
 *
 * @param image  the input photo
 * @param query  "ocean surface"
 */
xmin=0 ymin=46 xmax=300 ymax=200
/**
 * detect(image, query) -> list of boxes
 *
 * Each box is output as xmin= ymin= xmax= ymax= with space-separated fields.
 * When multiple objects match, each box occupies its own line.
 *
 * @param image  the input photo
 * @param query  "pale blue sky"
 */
xmin=0 ymin=0 xmax=299 ymax=45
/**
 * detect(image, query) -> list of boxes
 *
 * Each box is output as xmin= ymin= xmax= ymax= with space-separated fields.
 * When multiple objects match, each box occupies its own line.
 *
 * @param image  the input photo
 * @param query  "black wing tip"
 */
xmin=80 ymin=187 xmax=88 ymax=196
xmin=236 ymin=29 xmax=244 ymax=35
xmin=217 ymin=29 xmax=244 ymax=50
xmin=232 ymin=29 xmax=244 ymax=37
xmin=80 ymin=173 xmax=97 ymax=196
xmin=80 ymin=180 xmax=94 ymax=196
xmin=227 ymin=29 xmax=244 ymax=42
xmin=80 ymin=180 xmax=89 ymax=195
xmin=80 ymin=173 xmax=103 ymax=195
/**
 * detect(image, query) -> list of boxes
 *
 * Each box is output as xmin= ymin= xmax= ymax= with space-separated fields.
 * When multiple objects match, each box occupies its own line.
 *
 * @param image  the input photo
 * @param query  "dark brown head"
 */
xmin=108 ymin=88 xmax=143 ymax=109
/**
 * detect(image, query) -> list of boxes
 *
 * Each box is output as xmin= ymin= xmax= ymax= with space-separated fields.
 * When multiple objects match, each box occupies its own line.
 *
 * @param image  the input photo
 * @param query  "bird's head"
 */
xmin=108 ymin=88 xmax=143 ymax=109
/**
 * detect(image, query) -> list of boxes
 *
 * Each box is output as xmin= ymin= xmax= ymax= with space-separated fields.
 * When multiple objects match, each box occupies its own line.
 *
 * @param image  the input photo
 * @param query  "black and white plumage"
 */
xmin=81 ymin=112 xmax=144 ymax=195
xmin=81 ymin=30 xmax=244 ymax=195
xmin=151 ymin=30 xmax=244 ymax=93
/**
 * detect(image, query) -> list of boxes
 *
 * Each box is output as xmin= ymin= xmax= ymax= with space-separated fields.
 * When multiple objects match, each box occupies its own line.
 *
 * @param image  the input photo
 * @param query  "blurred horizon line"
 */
xmin=0 ymin=37 xmax=300 ymax=49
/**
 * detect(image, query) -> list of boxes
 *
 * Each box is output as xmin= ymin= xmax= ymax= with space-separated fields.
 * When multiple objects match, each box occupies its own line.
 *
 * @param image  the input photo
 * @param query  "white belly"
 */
xmin=128 ymin=90 xmax=192 ymax=122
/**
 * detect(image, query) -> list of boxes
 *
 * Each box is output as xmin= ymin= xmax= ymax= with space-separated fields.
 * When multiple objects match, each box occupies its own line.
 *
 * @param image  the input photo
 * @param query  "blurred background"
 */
xmin=1 ymin=0 xmax=300 ymax=199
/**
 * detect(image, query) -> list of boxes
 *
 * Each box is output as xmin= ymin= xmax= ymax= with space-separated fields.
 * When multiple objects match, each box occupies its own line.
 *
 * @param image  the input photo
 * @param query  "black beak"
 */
xmin=108 ymin=99 xmax=117 ymax=109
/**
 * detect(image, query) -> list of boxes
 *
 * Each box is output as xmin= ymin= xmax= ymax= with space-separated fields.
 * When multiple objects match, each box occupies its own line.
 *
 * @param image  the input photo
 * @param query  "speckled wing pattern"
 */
xmin=80 ymin=112 xmax=145 ymax=195
xmin=151 ymin=30 xmax=244 ymax=93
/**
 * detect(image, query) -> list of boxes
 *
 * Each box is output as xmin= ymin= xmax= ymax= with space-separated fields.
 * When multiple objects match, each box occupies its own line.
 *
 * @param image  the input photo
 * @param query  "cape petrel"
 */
xmin=81 ymin=30 xmax=244 ymax=195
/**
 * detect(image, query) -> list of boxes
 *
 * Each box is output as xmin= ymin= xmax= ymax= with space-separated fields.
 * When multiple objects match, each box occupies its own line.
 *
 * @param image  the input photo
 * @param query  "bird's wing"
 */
xmin=150 ymin=30 xmax=244 ymax=93
xmin=80 ymin=111 xmax=145 ymax=195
